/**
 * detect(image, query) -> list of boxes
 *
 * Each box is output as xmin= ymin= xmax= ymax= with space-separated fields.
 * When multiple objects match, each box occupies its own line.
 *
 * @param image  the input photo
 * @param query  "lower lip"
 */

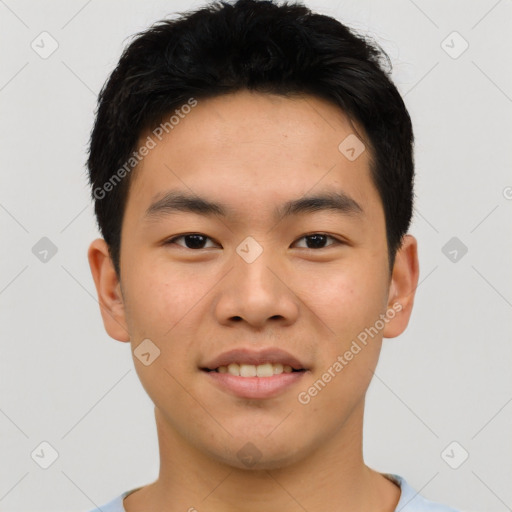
xmin=203 ymin=370 xmax=307 ymax=399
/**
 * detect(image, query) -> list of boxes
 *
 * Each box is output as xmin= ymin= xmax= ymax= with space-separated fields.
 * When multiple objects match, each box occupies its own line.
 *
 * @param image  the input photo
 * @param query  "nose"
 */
xmin=213 ymin=244 xmax=300 ymax=329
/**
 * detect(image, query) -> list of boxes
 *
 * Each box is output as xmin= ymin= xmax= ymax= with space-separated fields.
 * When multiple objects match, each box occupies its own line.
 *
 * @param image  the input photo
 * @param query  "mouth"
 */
xmin=200 ymin=347 xmax=308 ymax=375
xmin=201 ymin=362 xmax=305 ymax=377
xmin=200 ymin=348 xmax=309 ymax=399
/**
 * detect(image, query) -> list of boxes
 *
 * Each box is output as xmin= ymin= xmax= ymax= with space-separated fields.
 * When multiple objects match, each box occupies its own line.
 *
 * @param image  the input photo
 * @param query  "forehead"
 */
xmin=126 ymin=90 xmax=379 ymax=220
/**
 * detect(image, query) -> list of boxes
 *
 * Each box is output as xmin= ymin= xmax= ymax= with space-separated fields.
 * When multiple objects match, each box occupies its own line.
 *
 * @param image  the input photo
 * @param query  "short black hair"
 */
xmin=87 ymin=0 xmax=414 ymax=277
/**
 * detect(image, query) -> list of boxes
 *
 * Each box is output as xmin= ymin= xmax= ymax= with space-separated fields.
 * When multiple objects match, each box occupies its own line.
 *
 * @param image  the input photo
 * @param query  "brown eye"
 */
xmin=166 ymin=234 xmax=219 ymax=249
xmin=293 ymin=233 xmax=340 ymax=249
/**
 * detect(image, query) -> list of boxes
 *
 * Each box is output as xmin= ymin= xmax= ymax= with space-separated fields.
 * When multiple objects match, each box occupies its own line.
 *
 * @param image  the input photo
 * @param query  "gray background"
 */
xmin=1 ymin=0 xmax=511 ymax=511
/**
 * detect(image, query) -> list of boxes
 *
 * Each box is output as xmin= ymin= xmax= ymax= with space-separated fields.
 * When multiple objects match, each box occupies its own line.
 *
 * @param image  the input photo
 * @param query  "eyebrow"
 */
xmin=144 ymin=189 xmax=364 ymax=221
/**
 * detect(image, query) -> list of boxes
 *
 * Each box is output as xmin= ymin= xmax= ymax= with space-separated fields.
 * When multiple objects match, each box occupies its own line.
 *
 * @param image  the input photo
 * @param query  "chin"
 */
xmin=206 ymin=435 xmax=306 ymax=471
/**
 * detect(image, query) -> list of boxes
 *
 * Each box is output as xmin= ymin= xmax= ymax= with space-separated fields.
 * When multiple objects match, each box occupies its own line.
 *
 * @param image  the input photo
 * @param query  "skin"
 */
xmin=88 ymin=89 xmax=419 ymax=512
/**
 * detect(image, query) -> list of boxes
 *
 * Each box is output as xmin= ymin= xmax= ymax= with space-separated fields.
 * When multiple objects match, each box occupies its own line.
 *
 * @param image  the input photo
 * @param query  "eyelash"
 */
xmin=164 ymin=233 xmax=343 ymax=250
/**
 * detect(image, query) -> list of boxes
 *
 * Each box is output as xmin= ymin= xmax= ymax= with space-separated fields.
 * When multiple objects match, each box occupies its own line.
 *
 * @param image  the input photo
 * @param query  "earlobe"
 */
xmin=87 ymin=238 xmax=130 ymax=342
xmin=382 ymin=234 xmax=420 ymax=339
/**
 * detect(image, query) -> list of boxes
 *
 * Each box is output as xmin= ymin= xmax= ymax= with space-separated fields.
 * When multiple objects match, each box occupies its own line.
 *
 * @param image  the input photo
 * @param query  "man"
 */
xmin=86 ymin=0 xmax=459 ymax=510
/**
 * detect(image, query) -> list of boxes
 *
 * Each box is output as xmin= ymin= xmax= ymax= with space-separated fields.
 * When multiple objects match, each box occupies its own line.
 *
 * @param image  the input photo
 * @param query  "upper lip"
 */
xmin=201 ymin=348 xmax=308 ymax=371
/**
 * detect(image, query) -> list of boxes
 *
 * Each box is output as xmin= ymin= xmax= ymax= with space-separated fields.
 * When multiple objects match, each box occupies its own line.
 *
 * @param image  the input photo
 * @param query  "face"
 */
xmin=89 ymin=90 xmax=418 ymax=470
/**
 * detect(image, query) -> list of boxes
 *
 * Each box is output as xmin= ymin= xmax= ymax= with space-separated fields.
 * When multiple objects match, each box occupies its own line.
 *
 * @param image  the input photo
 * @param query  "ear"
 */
xmin=87 ymin=238 xmax=130 ymax=342
xmin=382 ymin=234 xmax=419 ymax=339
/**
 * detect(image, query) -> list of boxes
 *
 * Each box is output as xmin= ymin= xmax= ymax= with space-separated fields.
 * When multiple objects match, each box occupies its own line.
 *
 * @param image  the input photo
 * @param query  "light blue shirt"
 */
xmin=87 ymin=473 xmax=460 ymax=511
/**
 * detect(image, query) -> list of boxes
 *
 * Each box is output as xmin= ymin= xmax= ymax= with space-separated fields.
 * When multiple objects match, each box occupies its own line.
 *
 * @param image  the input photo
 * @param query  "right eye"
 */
xmin=164 ymin=233 xmax=221 ymax=250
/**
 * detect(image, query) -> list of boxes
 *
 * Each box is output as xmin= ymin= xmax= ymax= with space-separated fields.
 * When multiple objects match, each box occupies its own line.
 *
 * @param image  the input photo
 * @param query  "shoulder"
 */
xmin=387 ymin=474 xmax=461 ymax=512
xmin=86 ymin=487 xmax=141 ymax=512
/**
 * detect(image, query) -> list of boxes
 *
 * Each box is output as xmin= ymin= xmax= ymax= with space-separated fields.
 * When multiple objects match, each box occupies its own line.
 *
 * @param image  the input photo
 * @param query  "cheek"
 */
xmin=123 ymin=264 xmax=206 ymax=411
xmin=300 ymin=262 xmax=388 ymax=405
xmin=124 ymin=260 xmax=208 ymax=339
xmin=291 ymin=261 xmax=388 ymax=344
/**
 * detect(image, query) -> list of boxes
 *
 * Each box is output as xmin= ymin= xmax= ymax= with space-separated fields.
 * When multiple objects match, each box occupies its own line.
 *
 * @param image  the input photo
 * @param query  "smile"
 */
xmin=202 ymin=366 xmax=307 ymax=399
xmin=204 ymin=362 xmax=304 ymax=377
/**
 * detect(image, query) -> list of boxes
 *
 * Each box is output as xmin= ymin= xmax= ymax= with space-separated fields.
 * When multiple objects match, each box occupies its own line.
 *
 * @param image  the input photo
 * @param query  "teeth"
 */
xmin=227 ymin=363 xmax=240 ymax=376
xmin=240 ymin=364 xmax=257 ymax=377
xmin=273 ymin=363 xmax=283 ymax=374
xmin=256 ymin=363 xmax=273 ymax=377
xmin=215 ymin=362 xmax=299 ymax=377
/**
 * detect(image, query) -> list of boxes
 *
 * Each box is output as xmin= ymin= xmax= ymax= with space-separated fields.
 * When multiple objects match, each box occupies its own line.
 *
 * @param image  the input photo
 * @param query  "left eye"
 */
xmin=293 ymin=233 xmax=340 ymax=249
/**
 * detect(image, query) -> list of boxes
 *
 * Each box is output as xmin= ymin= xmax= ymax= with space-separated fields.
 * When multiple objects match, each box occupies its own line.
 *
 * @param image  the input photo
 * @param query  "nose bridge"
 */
xmin=235 ymin=245 xmax=276 ymax=299
xmin=214 ymin=236 xmax=299 ymax=327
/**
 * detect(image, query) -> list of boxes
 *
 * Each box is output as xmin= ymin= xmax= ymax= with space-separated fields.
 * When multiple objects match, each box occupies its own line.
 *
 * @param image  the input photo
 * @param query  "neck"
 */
xmin=124 ymin=400 xmax=400 ymax=512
